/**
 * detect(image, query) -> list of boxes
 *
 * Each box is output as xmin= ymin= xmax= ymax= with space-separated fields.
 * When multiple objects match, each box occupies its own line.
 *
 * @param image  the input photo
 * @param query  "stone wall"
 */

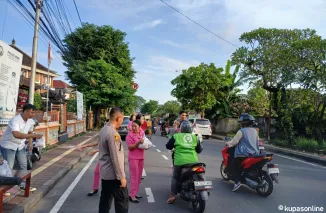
xmin=213 ymin=118 xmax=239 ymax=134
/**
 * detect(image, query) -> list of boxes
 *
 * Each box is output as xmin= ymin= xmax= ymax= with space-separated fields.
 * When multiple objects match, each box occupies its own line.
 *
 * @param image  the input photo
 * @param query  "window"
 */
xmin=196 ymin=119 xmax=211 ymax=125
xmin=123 ymin=117 xmax=129 ymax=125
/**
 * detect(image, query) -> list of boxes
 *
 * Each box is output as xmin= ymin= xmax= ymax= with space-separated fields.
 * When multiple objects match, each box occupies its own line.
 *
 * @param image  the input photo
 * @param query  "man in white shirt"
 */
xmin=0 ymin=104 xmax=42 ymax=191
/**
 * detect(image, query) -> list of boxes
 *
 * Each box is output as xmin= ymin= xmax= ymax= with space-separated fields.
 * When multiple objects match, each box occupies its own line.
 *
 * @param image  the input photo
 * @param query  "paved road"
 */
xmin=31 ymin=133 xmax=326 ymax=213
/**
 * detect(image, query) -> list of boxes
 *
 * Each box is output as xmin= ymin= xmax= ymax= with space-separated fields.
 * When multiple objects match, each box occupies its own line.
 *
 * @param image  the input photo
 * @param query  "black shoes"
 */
xmin=87 ymin=189 xmax=98 ymax=196
xmin=129 ymin=196 xmax=140 ymax=203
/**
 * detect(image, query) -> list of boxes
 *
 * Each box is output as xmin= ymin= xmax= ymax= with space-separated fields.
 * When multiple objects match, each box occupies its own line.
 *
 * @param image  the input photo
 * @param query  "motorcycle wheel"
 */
xmin=220 ymin=162 xmax=229 ymax=181
xmin=192 ymin=197 xmax=206 ymax=213
xmin=256 ymin=171 xmax=273 ymax=197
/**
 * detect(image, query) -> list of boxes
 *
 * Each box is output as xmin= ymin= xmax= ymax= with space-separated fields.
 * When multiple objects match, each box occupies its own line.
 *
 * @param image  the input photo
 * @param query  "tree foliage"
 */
xmin=141 ymin=100 xmax=159 ymax=115
xmin=207 ymin=60 xmax=244 ymax=119
xmin=62 ymin=23 xmax=136 ymax=127
xmin=134 ymin=96 xmax=146 ymax=112
xmin=232 ymin=27 xmax=326 ymax=144
xmin=171 ymin=63 xmax=226 ymax=117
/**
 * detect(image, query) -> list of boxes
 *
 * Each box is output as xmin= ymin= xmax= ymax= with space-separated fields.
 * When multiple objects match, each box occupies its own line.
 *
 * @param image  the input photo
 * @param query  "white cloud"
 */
xmin=148 ymin=55 xmax=200 ymax=73
xmin=83 ymin=0 xmax=162 ymax=18
xmin=133 ymin=19 xmax=166 ymax=31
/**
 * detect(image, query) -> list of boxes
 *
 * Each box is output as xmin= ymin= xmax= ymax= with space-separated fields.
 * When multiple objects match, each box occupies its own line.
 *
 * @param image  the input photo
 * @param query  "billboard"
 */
xmin=0 ymin=40 xmax=23 ymax=125
xmin=76 ymin=91 xmax=83 ymax=120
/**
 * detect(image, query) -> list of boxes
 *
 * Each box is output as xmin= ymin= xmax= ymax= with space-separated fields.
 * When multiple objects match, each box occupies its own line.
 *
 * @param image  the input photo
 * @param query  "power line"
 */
xmin=159 ymin=0 xmax=239 ymax=48
xmin=73 ymin=0 xmax=82 ymax=26
xmin=1 ymin=0 xmax=8 ymax=39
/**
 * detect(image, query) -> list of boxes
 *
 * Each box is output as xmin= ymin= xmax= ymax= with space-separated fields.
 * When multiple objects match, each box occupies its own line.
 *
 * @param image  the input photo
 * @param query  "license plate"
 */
xmin=268 ymin=168 xmax=280 ymax=174
xmin=194 ymin=181 xmax=213 ymax=190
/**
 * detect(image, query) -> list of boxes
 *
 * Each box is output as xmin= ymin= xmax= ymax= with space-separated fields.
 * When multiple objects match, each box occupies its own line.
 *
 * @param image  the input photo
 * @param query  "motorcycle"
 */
xmin=220 ymin=146 xmax=279 ymax=197
xmin=176 ymin=163 xmax=212 ymax=213
xmin=152 ymin=126 xmax=157 ymax=134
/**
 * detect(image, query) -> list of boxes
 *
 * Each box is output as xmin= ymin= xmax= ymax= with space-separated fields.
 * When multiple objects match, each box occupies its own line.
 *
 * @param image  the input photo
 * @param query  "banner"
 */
xmin=0 ymin=40 xmax=23 ymax=125
xmin=76 ymin=91 xmax=83 ymax=120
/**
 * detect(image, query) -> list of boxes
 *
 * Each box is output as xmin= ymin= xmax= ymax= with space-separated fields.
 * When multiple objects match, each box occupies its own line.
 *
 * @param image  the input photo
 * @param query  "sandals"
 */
xmin=167 ymin=197 xmax=176 ymax=204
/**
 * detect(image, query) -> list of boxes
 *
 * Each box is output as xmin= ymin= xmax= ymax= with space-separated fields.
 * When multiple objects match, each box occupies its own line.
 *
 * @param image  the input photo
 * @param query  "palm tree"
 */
xmin=209 ymin=60 xmax=244 ymax=119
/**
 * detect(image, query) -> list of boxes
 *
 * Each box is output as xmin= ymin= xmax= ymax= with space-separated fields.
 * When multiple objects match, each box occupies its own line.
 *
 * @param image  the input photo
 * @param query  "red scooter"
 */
xmin=220 ymin=146 xmax=279 ymax=197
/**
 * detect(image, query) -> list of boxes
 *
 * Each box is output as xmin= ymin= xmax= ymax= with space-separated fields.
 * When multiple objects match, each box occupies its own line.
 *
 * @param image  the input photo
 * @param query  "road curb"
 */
xmin=210 ymin=135 xmax=326 ymax=167
xmin=263 ymin=144 xmax=326 ymax=167
xmin=9 ymin=136 xmax=97 ymax=213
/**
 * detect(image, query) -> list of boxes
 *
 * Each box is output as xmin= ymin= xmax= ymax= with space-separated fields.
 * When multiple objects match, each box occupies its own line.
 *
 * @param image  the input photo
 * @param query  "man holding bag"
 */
xmin=0 ymin=104 xmax=42 ymax=192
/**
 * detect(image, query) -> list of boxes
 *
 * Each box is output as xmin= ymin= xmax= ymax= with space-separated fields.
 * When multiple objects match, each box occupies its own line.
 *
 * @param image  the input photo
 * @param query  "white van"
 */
xmin=188 ymin=118 xmax=212 ymax=139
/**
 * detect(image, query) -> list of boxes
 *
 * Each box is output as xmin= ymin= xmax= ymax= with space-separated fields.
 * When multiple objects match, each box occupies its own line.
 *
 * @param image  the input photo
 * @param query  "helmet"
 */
xmin=238 ymin=113 xmax=255 ymax=125
xmin=180 ymin=120 xmax=193 ymax=133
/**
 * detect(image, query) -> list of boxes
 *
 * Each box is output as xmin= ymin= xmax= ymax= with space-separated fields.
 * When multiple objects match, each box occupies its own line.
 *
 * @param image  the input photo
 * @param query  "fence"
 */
xmin=32 ymin=110 xmax=60 ymax=123
xmin=66 ymin=112 xmax=75 ymax=120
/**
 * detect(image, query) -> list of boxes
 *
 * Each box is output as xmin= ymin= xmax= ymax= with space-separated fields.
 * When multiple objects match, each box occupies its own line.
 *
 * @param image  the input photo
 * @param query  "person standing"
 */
xmin=178 ymin=111 xmax=188 ymax=127
xmin=0 ymin=104 xmax=42 ymax=191
xmin=128 ymin=114 xmax=136 ymax=132
xmin=98 ymin=107 xmax=128 ymax=213
xmin=126 ymin=120 xmax=145 ymax=203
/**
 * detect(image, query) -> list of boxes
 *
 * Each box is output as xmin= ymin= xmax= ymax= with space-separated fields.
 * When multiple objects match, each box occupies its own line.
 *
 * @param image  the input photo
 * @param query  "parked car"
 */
xmin=117 ymin=116 xmax=130 ymax=139
xmin=189 ymin=118 xmax=212 ymax=139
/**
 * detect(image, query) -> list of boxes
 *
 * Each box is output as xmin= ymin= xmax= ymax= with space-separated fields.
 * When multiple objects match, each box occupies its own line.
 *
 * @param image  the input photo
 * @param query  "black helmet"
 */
xmin=238 ymin=113 xmax=255 ymax=124
xmin=180 ymin=120 xmax=193 ymax=133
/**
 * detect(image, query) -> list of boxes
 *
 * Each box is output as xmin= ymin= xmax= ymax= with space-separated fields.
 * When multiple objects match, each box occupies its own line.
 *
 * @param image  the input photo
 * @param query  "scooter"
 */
xmin=220 ymin=145 xmax=279 ymax=197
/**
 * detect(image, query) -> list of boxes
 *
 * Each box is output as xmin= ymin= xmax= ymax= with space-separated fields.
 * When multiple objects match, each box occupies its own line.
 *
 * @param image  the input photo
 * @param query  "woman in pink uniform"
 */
xmin=126 ymin=119 xmax=145 ymax=203
xmin=77 ymin=140 xmax=100 ymax=196
xmin=128 ymin=114 xmax=136 ymax=132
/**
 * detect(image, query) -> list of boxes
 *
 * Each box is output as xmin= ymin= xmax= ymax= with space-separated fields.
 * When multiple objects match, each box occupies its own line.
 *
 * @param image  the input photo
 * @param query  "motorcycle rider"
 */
xmin=165 ymin=120 xmax=203 ymax=204
xmin=226 ymin=113 xmax=260 ymax=192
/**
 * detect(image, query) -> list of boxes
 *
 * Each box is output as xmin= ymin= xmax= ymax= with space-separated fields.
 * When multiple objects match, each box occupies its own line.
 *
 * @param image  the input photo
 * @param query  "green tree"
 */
xmin=171 ymin=63 xmax=226 ymax=118
xmin=34 ymin=93 xmax=42 ymax=110
xmin=66 ymin=98 xmax=77 ymax=112
xmin=247 ymin=82 xmax=270 ymax=116
xmin=141 ymin=100 xmax=159 ymax=115
xmin=134 ymin=96 xmax=146 ymax=112
xmin=231 ymin=28 xmax=320 ymax=143
xmin=162 ymin=100 xmax=181 ymax=114
xmin=207 ymin=60 xmax=243 ymax=119
xmin=62 ymin=23 xmax=136 ymax=127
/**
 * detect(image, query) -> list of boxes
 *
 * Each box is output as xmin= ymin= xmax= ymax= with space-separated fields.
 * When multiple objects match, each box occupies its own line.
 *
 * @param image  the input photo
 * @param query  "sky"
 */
xmin=1 ymin=0 xmax=326 ymax=104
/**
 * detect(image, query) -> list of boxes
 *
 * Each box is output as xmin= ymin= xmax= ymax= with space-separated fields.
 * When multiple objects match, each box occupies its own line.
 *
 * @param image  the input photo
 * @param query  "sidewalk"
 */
xmin=2 ymin=131 xmax=99 ymax=213
xmin=211 ymin=134 xmax=326 ymax=166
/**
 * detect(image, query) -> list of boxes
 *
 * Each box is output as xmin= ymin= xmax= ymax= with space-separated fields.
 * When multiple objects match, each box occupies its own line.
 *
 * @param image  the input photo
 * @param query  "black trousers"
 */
xmin=99 ymin=179 xmax=129 ymax=213
xmin=230 ymin=157 xmax=246 ymax=183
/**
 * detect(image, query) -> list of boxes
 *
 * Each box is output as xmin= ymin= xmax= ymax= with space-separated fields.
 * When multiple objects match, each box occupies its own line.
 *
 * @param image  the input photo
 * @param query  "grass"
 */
xmin=273 ymin=138 xmax=289 ymax=147
xmin=295 ymin=137 xmax=319 ymax=151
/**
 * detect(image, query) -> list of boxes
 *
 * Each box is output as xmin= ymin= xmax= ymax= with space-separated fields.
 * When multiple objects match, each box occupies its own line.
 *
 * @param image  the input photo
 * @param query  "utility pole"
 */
xmin=28 ymin=0 xmax=42 ymax=104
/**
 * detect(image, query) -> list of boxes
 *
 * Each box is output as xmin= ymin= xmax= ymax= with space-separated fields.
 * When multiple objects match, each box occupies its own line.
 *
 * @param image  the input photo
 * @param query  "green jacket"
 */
xmin=169 ymin=133 xmax=201 ymax=166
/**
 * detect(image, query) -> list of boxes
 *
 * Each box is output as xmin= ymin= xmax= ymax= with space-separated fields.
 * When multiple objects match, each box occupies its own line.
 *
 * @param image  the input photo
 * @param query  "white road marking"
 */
xmin=49 ymin=152 xmax=99 ymax=213
xmin=142 ymin=168 xmax=146 ymax=177
xmin=145 ymin=188 xmax=155 ymax=203
xmin=152 ymin=145 xmax=156 ymax=148
xmin=162 ymin=155 xmax=169 ymax=160
xmin=275 ymin=154 xmax=326 ymax=169
xmin=156 ymin=149 xmax=161 ymax=153
xmin=32 ymin=134 xmax=98 ymax=178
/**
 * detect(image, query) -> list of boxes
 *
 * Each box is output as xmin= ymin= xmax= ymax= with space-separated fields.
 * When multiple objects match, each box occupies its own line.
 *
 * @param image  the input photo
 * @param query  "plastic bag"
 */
xmin=138 ymin=137 xmax=153 ymax=149
xmin=34 ymin=137 xmax=46 ymax=149
xmin=0 ymin=160 xmax=13 ymax=177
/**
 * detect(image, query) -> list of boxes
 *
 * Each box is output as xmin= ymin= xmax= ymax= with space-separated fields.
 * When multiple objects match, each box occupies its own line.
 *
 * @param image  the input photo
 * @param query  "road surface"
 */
xmin=31 ymin=133 xmax=326 ymax=213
